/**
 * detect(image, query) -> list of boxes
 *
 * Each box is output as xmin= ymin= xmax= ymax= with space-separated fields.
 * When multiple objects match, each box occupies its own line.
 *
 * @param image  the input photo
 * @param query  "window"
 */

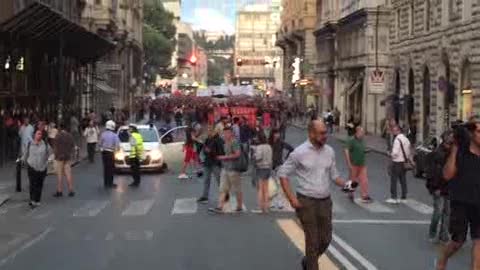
xmin=396 ymin=9 xmax=401 ymax=40
xmin=409 ymin=1 xmax=415 ymax=36
xmin=425 ymin=0 xmax=431 ymax=32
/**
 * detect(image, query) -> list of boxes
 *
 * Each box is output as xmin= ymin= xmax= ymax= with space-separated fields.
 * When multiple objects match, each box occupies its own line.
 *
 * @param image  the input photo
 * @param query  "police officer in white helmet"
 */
xmin=98 ymin=120 xmax=120 ymax=188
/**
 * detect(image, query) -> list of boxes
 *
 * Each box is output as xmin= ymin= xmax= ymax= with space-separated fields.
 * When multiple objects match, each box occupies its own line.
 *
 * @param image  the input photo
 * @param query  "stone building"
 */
xmin=235 ymin=4 xmax=281 ymax=92
xmin=276 ymin=0 xmax=318 ymax=108
xmin=389 ymin=0 xmax=480 ymax=142
xmin=313 ymin=0 xmax=391 ymax=134
xmin=81 ymin=0 xmax=144 ymax=113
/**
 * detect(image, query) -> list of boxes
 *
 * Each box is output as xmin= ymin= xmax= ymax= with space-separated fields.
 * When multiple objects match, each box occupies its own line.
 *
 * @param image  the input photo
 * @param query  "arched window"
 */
xmin=425 ymin=0 xmax=431 ymax=32
xmin=423 ymin=67 xmax=431 ymax=140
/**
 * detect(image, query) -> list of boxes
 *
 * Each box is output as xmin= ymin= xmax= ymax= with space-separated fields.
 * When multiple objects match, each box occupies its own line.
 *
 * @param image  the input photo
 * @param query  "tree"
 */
xmin=143 ymin=1 xmax=176 ymax=82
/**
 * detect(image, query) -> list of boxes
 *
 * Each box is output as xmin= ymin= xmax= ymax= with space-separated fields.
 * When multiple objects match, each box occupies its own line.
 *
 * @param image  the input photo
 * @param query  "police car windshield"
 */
xmin=118 ymin=128 xmax=158 ymax=143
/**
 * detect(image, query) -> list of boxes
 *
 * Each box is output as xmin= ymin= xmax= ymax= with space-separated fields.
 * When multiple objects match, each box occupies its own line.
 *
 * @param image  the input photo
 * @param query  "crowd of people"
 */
xmin=3 ymin=93 xmax=479 ymax=270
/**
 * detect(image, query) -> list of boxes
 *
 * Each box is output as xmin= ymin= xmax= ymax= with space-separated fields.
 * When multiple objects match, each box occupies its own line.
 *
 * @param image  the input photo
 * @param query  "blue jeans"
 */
xmin=429 ymin=192 xmax=450 ymax=241
xmin=201 ymin=165 xmax=221 ymax=199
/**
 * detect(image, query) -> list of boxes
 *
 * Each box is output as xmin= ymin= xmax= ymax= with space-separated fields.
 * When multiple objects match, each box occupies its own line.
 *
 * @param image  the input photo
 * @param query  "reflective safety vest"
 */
xmin=130 ymin=132 xmax=144 ymax=159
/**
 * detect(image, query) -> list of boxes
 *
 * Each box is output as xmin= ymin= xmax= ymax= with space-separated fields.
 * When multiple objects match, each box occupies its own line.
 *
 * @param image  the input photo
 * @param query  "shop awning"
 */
xmin=0 ymin=1 xmax=114 ymax=62
xmin=95 ymin=81 xmax=116 ymax=94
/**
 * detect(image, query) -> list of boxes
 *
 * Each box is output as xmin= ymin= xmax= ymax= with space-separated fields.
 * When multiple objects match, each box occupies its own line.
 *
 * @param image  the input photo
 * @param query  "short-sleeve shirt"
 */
xmin=346 ymin=137 xmax=366 ymax=166
xmin=449 ymin=149 xmax=480 ymax=205
xmin=222 ymin=139 xmax=240 ymax=171
xmin=277 ymin=141 xmax=340 ymax=199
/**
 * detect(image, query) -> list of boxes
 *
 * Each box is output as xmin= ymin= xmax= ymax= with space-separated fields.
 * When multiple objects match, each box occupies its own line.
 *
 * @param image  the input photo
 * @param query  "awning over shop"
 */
xmin=0 ymin=1 xmax=114 ymax=62
xmin=95 ymin=81 xmax=116 ymax=94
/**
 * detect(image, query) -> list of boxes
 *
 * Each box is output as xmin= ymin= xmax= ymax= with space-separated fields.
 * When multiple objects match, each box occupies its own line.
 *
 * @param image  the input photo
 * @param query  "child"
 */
xmin=178 ymin=127 xmax=200 ymax=179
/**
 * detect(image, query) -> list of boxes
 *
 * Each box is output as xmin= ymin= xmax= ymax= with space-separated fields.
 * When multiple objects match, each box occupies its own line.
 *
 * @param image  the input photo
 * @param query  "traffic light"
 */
xmin=189 ymin=54 xmax=197 ymax=65
xmin=236 ymin=58 xmax=243 ymax=66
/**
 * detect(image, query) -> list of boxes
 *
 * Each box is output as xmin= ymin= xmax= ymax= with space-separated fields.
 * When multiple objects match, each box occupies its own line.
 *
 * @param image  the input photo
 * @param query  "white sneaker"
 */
xmin=399 ymin=199 xmax=408 ymax=203
xmin=385 ymin=198 xmax=399 ymax=204
xmin=178 ymin=174 xmax=189 ymax=179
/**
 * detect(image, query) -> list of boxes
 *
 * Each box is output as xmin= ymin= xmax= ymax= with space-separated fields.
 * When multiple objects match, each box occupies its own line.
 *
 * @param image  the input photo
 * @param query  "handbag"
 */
xmin=233 ymin=144 xmax=249 ymax=173
xmin=398 ymin=138 xmax=415 ymax=171
xmin=267 ymin=176 xmax=279 ymax=199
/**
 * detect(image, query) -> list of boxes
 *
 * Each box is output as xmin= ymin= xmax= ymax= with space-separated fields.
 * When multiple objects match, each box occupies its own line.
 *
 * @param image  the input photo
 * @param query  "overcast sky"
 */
xmin=181 ymin=0 xmax=272 ymax=34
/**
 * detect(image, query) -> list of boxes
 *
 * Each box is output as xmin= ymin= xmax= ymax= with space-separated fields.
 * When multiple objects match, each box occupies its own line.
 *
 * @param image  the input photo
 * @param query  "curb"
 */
xmin=0 ymin=195 xmax=10 ymax=207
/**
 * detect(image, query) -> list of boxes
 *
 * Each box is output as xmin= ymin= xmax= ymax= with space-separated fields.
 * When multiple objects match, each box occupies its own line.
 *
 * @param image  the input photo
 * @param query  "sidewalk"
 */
xmin=290 ymin=121 xmax=389 ymax=156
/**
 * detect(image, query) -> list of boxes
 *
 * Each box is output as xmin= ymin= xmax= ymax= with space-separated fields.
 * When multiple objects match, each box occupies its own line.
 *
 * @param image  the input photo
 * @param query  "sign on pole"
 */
xmin=369 ymin=69 xmax=385 ymax=94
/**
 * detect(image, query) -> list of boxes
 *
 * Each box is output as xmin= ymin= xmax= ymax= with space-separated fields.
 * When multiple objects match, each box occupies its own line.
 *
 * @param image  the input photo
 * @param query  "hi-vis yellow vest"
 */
xmin=130 ymin=132 xmax=144 ymax=159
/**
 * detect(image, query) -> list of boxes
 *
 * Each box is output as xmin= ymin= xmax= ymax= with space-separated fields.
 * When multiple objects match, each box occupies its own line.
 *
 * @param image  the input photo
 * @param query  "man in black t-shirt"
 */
xmin=438 ymin=121 xmax=480 ymax=270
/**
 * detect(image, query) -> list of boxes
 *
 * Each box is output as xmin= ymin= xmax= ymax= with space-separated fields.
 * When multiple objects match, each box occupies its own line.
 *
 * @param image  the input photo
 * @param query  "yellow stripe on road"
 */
xmin=276 ymin=219 xmax=339 ymax=270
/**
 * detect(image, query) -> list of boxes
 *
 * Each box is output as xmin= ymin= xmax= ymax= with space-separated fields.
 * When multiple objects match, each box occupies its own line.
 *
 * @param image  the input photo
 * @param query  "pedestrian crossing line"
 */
xmin=0 ymin=183 xmax=13 ymax=190
xmin=105 ymin=232 xmax=115 ymax=241
xmin=332 ymin=233 xmax=378 ymax=270
xmin=171 ymin=198 xmax=198 ymax=215
xmin=402 ymin=199 xmax=433 ymax=215
xmin=124 ymin=230 xmax=154 ymax=241
xmin=122 ymin=199 xmax=155 ymax=216
xmin=73 ymin=200 xmax=110 ymax=217
xmin=353 ymin=199 xmax=395 ymax=213
xmin=276 ymin=219 xmax=341 ymax=270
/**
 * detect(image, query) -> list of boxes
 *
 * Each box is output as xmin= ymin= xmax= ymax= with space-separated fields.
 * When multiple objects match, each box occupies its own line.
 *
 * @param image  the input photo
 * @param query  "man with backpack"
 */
xmin=197 ymin=126 xmax=224 ymax=204
xmin=209 ymin=127 xmax=244 ymax=213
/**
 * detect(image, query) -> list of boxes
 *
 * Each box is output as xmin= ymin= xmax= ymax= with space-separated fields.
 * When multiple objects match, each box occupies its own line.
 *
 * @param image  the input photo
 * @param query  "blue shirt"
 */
xmin=99 ymin=130 xmax=120 ymax=152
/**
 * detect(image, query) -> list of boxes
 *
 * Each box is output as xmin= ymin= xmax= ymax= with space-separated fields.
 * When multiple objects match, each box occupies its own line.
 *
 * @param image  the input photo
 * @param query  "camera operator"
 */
xmin=437 ymin=120 xmax=480 ymax=270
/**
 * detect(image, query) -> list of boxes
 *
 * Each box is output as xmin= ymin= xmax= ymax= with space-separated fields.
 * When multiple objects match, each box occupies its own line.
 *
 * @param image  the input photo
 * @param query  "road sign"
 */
xmin=370 ymin=69 xmax=385 ymax=94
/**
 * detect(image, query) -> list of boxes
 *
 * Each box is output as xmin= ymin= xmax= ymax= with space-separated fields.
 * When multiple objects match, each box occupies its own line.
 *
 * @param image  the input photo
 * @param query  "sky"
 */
xmin=181 ymin=0 xmax=272 ymax=34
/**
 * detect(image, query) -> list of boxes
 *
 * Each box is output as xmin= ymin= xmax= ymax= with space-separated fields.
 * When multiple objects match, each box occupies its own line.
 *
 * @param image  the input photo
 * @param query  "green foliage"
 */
xmin=143 ymin=1 xmax=176 ymax=81
xmin=193 ymin=33 xmax=235 ymax=85
xmin=207 ymin=56 xmax=233 ymax=86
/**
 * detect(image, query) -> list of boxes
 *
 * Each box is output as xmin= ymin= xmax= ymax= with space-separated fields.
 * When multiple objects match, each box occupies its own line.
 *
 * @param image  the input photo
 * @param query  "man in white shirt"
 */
xmin=18 ymin=117 xmax=34 ymax=157
xmin=386 ymin=125 xmax=412 ymax=204
xmin=278 ymin=120 xmax=355 ymax=270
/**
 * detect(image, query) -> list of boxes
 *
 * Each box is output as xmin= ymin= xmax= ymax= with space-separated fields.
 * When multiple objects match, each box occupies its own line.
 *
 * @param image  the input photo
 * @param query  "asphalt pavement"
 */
xmin=0 ymin=127 xmax=470 ymax=270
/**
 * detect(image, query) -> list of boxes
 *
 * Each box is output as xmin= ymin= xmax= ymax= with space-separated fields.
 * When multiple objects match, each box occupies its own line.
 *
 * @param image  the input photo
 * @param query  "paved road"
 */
xmin=0 ymin=127 xmax=470 ymax=270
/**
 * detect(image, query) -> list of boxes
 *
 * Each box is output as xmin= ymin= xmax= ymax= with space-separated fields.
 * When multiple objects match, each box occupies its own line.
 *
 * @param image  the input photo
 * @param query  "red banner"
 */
xmin=208 ymin=107 xmax=258 ymax=127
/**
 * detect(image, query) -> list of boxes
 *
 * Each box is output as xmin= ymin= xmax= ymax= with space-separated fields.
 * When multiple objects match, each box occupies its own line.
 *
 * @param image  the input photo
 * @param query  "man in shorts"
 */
xmin=438 ymin=120 xmax=480 ymax=270
xmin=209 ymin=127 xmax=242 ymax=213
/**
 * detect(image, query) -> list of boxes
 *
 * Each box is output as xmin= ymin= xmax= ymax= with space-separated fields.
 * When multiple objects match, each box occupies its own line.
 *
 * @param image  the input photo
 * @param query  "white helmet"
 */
xmin=106 ymin=120 xmax=116 ymax=131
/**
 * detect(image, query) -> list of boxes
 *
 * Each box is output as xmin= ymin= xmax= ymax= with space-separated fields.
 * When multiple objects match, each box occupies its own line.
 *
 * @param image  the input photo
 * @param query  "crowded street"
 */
xmin=0 ymin=126 xmax=471 ymax=270
xmin=1 ymin=0 xmax=480 ymax=270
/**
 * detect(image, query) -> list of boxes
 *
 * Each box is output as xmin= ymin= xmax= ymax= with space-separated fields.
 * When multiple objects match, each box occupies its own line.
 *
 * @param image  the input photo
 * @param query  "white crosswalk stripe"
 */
xmin=171 ymin=198 xmax=198 ymax=215
xmin=354 ymin=199 xmax=395 ymax=213
xmin=73 ymin=200 xmax=110 ymax=217
xmin=402 ymin=199 xmax=433 ymax=215
xmin=122 ymin=199 xmax=155 ymax=216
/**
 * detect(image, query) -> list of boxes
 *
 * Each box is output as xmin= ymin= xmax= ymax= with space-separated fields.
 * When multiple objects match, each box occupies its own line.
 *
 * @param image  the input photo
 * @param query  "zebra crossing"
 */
xmin=0 ymin=196 xmax=436 ymax=220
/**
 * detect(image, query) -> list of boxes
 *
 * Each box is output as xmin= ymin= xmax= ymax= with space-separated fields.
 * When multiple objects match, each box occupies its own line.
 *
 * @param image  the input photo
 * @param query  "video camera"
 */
xmin=451 ymin=120 xmax=476 ymax=149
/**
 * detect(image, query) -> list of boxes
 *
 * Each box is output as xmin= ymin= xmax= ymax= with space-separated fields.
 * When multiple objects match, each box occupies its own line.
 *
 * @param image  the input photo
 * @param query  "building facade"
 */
xmin=81 ymin=0 xmax=144 ymax=113
xmin=390 ymin=0 xmax=480 ymax=142
xmin=314 ymin=0 xmax=391 ymax=134
xmin=0 ymin=0 xmax=112 ymax=165
xmin=235 ymin=4 xmax=282 ymax=92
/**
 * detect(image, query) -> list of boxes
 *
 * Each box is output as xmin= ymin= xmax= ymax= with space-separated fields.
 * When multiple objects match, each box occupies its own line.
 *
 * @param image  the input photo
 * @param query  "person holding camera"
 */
xmin=437 ymin=120 xmax=480 ymax=270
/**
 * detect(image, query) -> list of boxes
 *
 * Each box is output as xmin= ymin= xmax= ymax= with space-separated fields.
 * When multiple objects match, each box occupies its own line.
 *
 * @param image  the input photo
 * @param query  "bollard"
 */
xmin=15 ymin=158 xmax=22 ymax=192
